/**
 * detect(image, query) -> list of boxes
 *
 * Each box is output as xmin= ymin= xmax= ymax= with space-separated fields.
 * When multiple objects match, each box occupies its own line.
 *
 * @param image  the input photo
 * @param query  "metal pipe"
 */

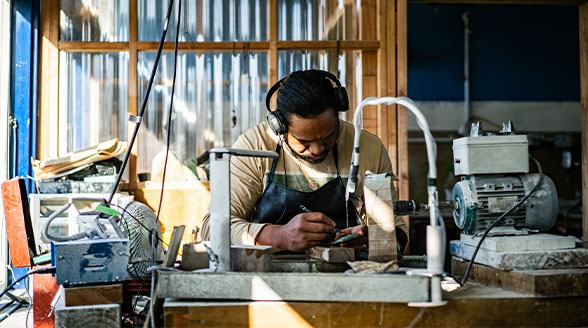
xmin=348 ymin=97 xmax=437 ymax=226
xmin=460 ymin=12 xmax=471 ymax=136
xmin=209 ymin=151 xmax=232 ymax=272
xmin=349 ymin=97 xmax=447 ymax=306
xmin=209 ymin=148 xmax=278 ymax=272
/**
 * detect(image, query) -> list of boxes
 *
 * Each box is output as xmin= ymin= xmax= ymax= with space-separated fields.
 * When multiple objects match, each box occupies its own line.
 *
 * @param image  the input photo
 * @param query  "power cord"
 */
xmin=150 ymin=0 xmax=182 ymax=327
xmin=0 ymin=267 xmax=56 ymax=300
xmin=460 ymin=155 xmax=544 ymax=285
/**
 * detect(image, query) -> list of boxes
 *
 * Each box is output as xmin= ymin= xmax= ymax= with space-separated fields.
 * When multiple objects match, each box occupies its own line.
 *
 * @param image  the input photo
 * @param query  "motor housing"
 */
xmin=452 ymin=173 xmax=559 ymax=235
xmin=451 ymin=122 xmax=559 ymax=235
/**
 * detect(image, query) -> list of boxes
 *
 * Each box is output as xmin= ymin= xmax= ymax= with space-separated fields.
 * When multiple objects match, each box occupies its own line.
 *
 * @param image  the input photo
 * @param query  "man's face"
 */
xmin=285 ymin=109 xmax=339 ymax=164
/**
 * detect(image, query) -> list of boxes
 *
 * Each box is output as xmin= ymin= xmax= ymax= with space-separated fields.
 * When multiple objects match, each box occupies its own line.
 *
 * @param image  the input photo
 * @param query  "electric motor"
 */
xmin=451 ymin=121 xmax=559 ymax=235
xmin=452 ymin=173 xmax=559 ymax=235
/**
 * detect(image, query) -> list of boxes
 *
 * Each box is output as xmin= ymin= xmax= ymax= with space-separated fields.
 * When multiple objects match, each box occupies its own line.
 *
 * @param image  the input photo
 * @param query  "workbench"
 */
xmin=161 ymin=282 xmax=588 ymax=327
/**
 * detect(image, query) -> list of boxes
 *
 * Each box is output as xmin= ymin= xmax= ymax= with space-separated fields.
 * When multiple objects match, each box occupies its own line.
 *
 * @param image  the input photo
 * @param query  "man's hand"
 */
xmin=335 ymin=224 xmax=368 ymax=251
xmin=256 ymin=212 xmax=336 ymax=252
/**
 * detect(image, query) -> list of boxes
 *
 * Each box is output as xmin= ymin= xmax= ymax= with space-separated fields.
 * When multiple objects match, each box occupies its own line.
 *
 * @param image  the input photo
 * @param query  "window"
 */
xmin=40 ymin=0 xmax=402 ymax=190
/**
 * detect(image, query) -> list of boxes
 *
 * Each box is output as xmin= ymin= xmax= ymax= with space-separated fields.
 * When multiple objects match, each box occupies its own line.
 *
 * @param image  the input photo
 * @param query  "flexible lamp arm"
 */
xmin=347 ymin=96 xmax=438 ymax=226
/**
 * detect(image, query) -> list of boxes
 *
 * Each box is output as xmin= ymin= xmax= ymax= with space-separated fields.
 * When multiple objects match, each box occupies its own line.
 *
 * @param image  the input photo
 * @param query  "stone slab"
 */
xmin=55 ymin=303 xmax=120 ymax=328
xmin=450 ymin=240 xmax=588 ymax=270
xmin=460 ymin=233 xmax=576 ymax=252
xmin=231 ymin=245 xmax=273 ymax=272
xmin=156 ymin=271 xmax=429 ymax=303
xmin=307 ymin=246 xmax=354 ymax=263
xmin=181 ymin=244 xmax=273 ymax=272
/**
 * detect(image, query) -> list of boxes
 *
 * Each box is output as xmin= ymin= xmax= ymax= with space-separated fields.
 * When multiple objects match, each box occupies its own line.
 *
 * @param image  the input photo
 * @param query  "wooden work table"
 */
xmin=161 ymin=277 xmax=588 ymax=327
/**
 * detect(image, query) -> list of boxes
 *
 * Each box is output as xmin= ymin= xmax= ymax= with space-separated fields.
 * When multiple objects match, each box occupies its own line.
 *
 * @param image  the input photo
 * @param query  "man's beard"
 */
xmin=293 ymin=148 xmax=330 ymax=164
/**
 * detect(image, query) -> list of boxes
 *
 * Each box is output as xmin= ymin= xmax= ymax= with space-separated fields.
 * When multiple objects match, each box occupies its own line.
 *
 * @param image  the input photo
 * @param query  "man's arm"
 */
xmin=255 ymin=212 xmax=336 ymax=252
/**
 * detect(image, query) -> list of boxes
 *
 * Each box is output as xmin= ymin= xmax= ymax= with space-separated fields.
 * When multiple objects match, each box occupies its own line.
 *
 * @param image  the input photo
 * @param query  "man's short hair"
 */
xmin=276 ymin=69 xmax=339 ymax=124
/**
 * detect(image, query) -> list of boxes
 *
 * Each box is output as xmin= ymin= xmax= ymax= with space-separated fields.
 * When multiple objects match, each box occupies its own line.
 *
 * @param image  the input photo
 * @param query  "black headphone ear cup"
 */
xmin=267 ymin=111 xmax=287 ymax=135
xmin=334 ymin=86 xmax=349 ymax=112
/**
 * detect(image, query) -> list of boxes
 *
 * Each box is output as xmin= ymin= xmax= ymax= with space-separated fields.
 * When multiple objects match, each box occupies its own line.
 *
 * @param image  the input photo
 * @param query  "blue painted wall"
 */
xmin=10 ymin=0 xmax=38 ymax=192
xmin=9 ymin=0 xmax=40 ymax=285
xmin=407 ymin=4 xmax=580 ymax=101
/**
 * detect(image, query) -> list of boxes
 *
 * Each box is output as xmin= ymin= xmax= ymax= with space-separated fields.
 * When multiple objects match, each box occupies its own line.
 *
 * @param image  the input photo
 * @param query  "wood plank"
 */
xmin=276 ymin=40 xmax=379 ymax=50
xmin=58 ymin=41 xmax=129 ymax=51
xmin=128 ymin=0 xmax=138 ymax=191
xmin=269 ymin=0 xmax=278 ymax=84
xmin=362 ymin=52 xmax=378 ymax=134
xmin=156 ymin=271 xmax=429 ymax=302
xmin=396 ymin=0 xmax=410 ymax=235
xmin=580 ymin=2 xmax=588 ymax=242
xmin=164 ymin=296 xmax=588 ymax=328
xmin=307 ymin=246 xmax=355 ymax=263
xmin=452 ymin=257 xmax=588 ymax=297
xmin=1 ymin=179 xmax=34 ymax=267
xmin=361 ymin=1 xmax=378 ymax=134
xmin=39 ymin=0 xmax=60 ymax=160
xmin=137 ymin=41 xmax=269 ymax=51
xmin=376 ymin=0 xmax=390 ymax=148
xmin=64 ymin=284 xmax=123 ymax=306
xmin=386 ymin=0 xmax=399 ymax=181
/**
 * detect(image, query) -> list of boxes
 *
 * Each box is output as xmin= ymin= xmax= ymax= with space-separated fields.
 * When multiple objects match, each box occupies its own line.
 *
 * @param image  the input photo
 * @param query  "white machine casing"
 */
xmin=452 ymin=135 xmax=529 ymax=176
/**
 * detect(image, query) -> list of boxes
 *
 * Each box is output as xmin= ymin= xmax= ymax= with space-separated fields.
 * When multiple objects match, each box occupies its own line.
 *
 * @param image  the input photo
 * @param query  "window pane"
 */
xmin=278 ymin=0 xmax=360 ymax=41
xmin=137 ymin=51 xmax=268 ymax=174
xmin=278 ymin=50 xmax=362 ymax=119
xmin=59 ymin=52 xmax=129 ymax=154
xmin=138 ymin=0 xmax=268 ymax=42
xmin=60 ymin=0 xmax=129 ymax=41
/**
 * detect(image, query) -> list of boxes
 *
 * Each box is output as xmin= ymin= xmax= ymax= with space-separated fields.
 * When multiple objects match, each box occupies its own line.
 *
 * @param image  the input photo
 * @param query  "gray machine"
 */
xmin=451 ymin=122 xmax=559 ymax=236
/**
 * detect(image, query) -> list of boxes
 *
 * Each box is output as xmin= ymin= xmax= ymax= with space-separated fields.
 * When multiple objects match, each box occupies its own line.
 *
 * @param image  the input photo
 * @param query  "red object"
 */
xmin=32 ymin=265 xmax=59 ymax=328
xmin=1 ymin=178 xmax=34 ymax=267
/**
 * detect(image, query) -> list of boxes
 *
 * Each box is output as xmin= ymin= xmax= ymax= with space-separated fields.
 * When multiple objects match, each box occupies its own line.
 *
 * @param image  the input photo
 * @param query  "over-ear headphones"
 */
xmin=265 ymin=70 xmax=349 ymax=135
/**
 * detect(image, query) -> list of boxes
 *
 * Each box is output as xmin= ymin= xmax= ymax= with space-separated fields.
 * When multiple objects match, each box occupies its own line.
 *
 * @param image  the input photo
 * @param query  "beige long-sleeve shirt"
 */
xmin=201 ymin=119 xmax=407 ymax=245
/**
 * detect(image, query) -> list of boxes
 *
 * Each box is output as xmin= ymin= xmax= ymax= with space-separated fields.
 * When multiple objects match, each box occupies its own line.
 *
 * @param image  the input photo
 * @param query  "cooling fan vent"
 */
xmin=121 ymin=201 xmax=165 ymax=279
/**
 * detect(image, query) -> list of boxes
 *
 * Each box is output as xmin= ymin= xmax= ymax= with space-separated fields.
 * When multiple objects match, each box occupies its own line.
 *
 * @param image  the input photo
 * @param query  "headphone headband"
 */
xmin=265 ymin=70 xmax=349 ymax=135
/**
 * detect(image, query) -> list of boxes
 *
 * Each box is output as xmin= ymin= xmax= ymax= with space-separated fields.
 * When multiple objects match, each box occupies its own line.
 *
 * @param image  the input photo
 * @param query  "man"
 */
xmin=202 ymin=69 xmax=407 ymax=253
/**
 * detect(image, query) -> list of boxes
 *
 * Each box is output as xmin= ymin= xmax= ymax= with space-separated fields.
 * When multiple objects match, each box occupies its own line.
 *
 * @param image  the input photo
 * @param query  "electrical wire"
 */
xmin=0 ymin=267 xmax=55 ymax=300
xmin=460 ymin=155 xmax=544 ymax=285
xmin=150 ymin=0 xmax=182 ymax=327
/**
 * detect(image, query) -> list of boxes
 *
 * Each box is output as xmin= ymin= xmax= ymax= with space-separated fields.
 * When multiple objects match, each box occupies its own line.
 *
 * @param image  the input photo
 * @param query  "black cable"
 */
xmin=460 ymin=156 xmax=543 ymax=285
xmin=107 ymin=0 xmax=176 ymax=205
xmin=0 ymin=267 xmax=56 ymax=300
xmin=151 ymin=0 xmax=182 ymax=327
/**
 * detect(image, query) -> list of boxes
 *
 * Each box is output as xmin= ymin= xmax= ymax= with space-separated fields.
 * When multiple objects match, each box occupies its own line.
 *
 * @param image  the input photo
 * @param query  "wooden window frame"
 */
xmin=39 ymin=0 xmax=408 ymax=208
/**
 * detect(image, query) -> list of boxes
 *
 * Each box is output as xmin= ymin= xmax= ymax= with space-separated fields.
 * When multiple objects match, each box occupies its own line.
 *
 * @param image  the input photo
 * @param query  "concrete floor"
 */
xmin=0 ymin=305 xmax=32 ymax=327
xmin=0 ymin=292 xmax=33 ymax=327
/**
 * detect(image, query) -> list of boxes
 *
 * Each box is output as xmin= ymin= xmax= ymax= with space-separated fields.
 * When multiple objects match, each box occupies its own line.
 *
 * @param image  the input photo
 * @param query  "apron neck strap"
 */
xmin=267 ymin=139 xmax=282 ymax=183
